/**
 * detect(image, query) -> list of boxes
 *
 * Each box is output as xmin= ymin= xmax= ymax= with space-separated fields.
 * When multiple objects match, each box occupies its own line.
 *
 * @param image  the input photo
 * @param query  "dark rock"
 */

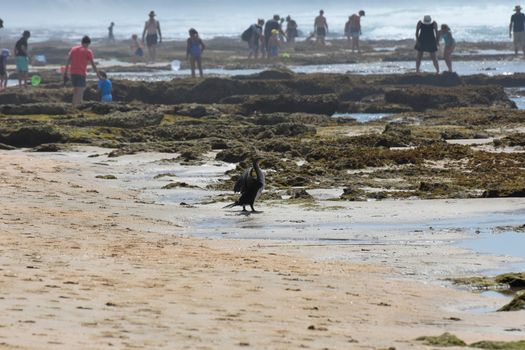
xmin=0 ymin=103 xmax=69 ymax=115
xmin=33 ymin=143 xmax=63 ymax=152
xmin=340 ymin=187 xmax=367 ymax=201
xmin=62 ymin=111 xmax=164 ymax=129
xmin=495 ymin=273 xmax=525 ymax=288
xmin=385 ymin=85 xmax=512 ymax=111
xmin=215 ymin=147 xmax=251 ymax=163
xmin=0 ymin=126 xmax=65 ymax=147
xmin=108 ymin=147 xmax=136 ymax=157
xmin=238 ymin=94 xmax=339 ymax=115
xmin=242 ymin=68 xmax=295 ymax=80
xmin=419 ymin=182 xmax=450 ymax=192
xmin=288 ymin=188 xmax=314 ymax=200
xmin=483 ymin=188 xmax=525 ymax=198
xmin=162 ymin=182 xmax=198 ymax=189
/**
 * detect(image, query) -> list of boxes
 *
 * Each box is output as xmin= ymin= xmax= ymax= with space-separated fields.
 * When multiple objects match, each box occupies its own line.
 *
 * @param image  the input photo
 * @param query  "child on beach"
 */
xmin=186 ymin=28 xmax=205 ymax=78
xmin=438 ymin=24 xmax=456 ymax=73
xmin=97 ymin=71 xmax=112 ymax=102
xmin=268 ymin=29 xmax=281 ymax=57
xmin=0 ymin=49 xmax=9 ymax=90
xmin=130 ymin=34 xmax=144 ymax=63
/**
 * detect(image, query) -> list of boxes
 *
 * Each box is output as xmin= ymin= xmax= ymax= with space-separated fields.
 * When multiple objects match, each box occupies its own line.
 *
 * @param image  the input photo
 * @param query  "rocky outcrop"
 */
xmin=0 ymin=126 xmax=66 ymax=147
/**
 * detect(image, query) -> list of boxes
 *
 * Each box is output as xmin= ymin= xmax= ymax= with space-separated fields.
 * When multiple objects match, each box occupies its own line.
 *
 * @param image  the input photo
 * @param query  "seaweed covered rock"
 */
xmin=415 ymin=333 xmax=467 ymax=347
xmin=234 ymin=94 xmax=339 ymax=115
xmin=77 ymin=102 xmax=141 ymax=115
xmin=379 ymin=123 xmax=414 ymax=147
xmin=173 ymin=104 xmax=220 ymax=118
xmin=380 ymin=72 xmax=463 ymax=87
xmin=385 ymin=85 xmax=512 ymax=111
xmin=215 ymin=147 xmax=252 ymax=163
xmin=0 ymin=102 xmax=70 ymax=115
xmin=62 ymin=111 xmax=164 ymax=129
xmin=498 ymin=292 xmax=525 ymax=312
xmin=241 ymin=68 xmax=295 ymax=80
xmin=483 ymin=187 xmax=525 ymax=198
xmin=0 ymin=125 xmax=66 ymax=147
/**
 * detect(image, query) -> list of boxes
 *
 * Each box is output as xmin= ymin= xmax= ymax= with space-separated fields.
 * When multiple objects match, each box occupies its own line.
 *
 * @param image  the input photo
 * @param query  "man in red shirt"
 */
xmin=64 ymin=36 xmax=100 ymax=106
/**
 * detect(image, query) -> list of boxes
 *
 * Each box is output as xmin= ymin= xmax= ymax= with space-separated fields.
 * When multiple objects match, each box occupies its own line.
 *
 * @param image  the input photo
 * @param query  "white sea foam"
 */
xmin=0 ymin=1 xmax=519 ymax=43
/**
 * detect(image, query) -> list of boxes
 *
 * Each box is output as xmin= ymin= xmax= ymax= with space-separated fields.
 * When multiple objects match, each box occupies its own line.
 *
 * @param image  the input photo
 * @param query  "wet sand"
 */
xmin=1 ymin=148 xmax=524 ymax=349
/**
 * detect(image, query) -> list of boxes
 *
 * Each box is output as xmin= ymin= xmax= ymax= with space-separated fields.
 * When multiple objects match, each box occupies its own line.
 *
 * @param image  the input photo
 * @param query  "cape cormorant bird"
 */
xmin=224 ymin=158 xmax=265 ymax=212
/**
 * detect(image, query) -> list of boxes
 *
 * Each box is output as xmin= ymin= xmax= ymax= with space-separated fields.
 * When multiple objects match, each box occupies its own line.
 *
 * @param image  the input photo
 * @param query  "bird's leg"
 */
xmin=242 ymin=206 xmax=247 ymax=212
xmin=250 ymin=204 xmax=256 ymax=212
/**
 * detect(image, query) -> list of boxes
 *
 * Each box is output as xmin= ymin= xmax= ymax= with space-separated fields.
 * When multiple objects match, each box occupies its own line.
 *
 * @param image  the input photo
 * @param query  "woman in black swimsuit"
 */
xmin=415 ymin=15 xmax=439 ymax=74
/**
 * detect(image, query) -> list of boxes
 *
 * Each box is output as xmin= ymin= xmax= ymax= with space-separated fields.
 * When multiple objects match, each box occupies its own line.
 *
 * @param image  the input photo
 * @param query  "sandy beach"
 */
xmin=0 ymin=148 xmax=524 ymax=349
xmin=1 ymin=10 xmax=525 ymax=347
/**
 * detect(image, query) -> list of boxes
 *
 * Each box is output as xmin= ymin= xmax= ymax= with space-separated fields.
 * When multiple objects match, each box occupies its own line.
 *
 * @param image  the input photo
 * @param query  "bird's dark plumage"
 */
xmin=224 ymin=158 xmax=265 ymax=212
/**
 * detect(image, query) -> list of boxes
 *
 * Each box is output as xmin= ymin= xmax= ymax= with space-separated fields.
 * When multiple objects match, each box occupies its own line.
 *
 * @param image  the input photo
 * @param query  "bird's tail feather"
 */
xmin=223 ymin=202 xmax=238 ymax=209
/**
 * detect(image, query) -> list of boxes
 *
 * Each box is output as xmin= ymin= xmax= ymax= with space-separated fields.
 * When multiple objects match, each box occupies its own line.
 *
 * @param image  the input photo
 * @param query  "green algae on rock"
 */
xmin=498 ymin=291 xmax=525 ymax=312
xmin=470 ymin=340 xmax=525 ymax=349
xmin=415 ymin=332 xmax=466 ymax=347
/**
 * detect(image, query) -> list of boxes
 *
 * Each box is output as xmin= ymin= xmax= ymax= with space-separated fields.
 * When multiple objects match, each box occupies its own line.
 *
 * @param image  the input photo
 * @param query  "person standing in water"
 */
xmin=314 ymin=10 xmax=328 ymax=45
xmin=0 ymin=49 xmax=9 ymax=90
xmin=108 ymin=22 xmax=115 ymax=43
xmin=415 ymin=15 xmax=439 ymax=74
xmin=142 ymin=11 xmax=162 ymax=64
xmin=437 ymin=24 xmax=455 ymax=72
xmin=63 ymin=36 xmax=101 ymax=106
xmin=14 ymin=30 xmax=31 ymax=87
xmin=247 ymin=19 xmax=264 ymax=59
xmin=264 ymin=15 xmax=285 ymax=58
xmin=510 ymin=5 xmax=525 ymax=55
xmin=285 ymin=16 xmax=298 ymax=48
xmin=186 ymin=28 xmax=205 ymax=78
xmin=346 ymin=10 xmax=365 ymax=53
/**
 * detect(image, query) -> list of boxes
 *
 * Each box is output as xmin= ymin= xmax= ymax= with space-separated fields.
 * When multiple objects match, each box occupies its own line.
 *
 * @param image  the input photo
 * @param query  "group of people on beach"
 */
xmin=243 ymin=9 xmax=366 ymax=59
xmin=2 ymin=5 xmax=525 ymax=104
xmin=126 ymin=11 xmax=205 ymax=77
xmin=415 ymin=16 xmax=455 ymax=74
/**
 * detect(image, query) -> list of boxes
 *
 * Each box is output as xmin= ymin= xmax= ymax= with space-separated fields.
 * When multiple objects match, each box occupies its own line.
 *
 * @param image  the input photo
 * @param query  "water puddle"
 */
xmin=108 ymin=60 xmax=525 ymax=81
xmin=331 ymin=113 xmax=393 ymax=123
xmin=511 ymin=96 xmax=525 ymax=109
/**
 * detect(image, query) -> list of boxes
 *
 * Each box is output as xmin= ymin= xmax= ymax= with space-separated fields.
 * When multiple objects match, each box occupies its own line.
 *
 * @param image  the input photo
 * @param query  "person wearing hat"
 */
xmin=64 ymin=36 xmax=101 ymax=106
xmin=415 ymin=15 xmax=439 ymax=74
xmin=14 ymin=30 xmax=31 ymax=87
xmin=510 ymin=5 xmax=525 ymax=55
xmin=142 ymin=10 xmax=162 ymax=63
xmin=268 ymin=28 xmax=282 ymax=57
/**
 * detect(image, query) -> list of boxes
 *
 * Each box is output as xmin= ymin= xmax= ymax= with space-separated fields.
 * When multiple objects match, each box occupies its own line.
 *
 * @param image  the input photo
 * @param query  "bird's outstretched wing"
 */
xmin=233 ymin=167 xmax=252 ymax=193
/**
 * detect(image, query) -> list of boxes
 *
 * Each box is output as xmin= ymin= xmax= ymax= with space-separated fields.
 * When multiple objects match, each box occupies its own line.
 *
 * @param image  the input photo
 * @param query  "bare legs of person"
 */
xmin=351 ymin=35 xmax=360 ymax=53
xmin=190 ymin=56 xmax=203 ymax=78
xmin=147 ymin=44 xmax=156 ymax=64
xmin=248 ymin=42 xmax=259 ymax=59
xmin=443 ymin=45 xmax=455 ymax=72
xmin=72 ymin=87 xmax=85 ymax=107
xmin=18 ymin=72 xmax=28 ymax=87
xmin=416 ymin=51 xmax=423 ymax=73
xmin=316 ymin=36 xmax=326 ymax=46
xmin=416 ymin=51 xmax=440 ymax=74
xmin=430 ymin=52 xmax=439 ymax=74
